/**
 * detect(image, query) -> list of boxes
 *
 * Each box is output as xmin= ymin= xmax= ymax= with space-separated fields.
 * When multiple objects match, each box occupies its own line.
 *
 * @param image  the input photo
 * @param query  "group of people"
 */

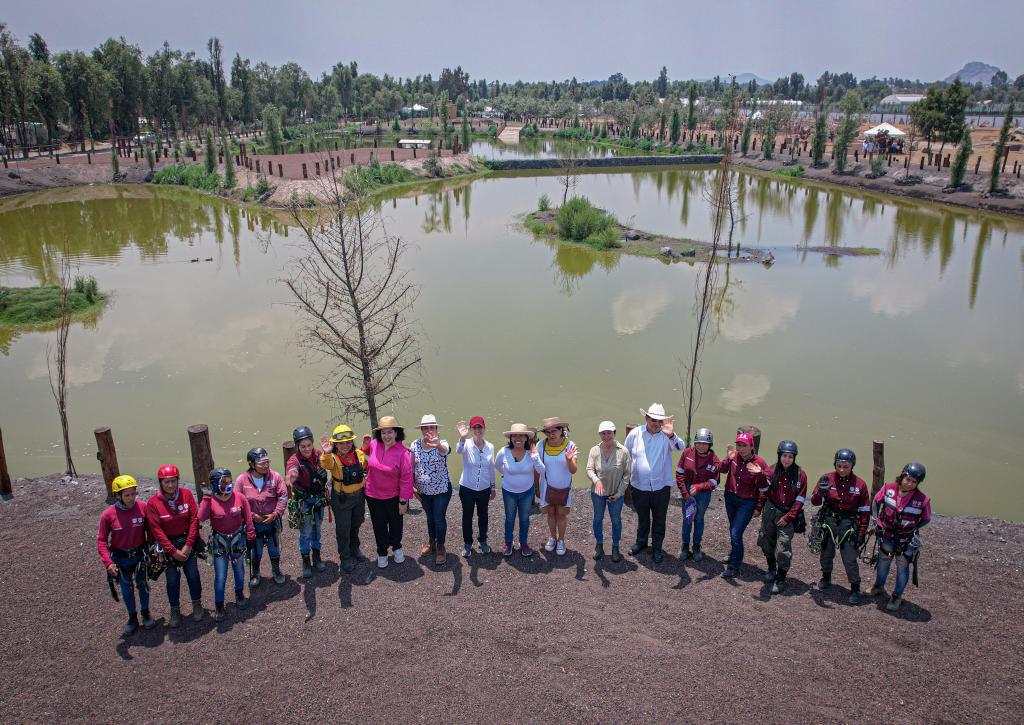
xmin=97 ymin=402 xmax=932 ymax=637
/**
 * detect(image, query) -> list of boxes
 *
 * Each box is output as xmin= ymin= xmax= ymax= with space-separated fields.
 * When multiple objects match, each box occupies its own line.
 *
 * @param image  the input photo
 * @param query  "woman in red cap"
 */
xmin=145 ymin=464 xmax=204 ymax=627
xmin=455 ymin=416 xmax=496 ymax=557
xmin=718 ymin=432 xmax=770 ymax=578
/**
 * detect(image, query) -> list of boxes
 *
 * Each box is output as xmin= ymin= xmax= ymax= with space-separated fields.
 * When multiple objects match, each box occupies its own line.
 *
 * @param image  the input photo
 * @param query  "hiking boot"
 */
xmin=377 ymin=555 xmax=388 ymax=569
xmin=249 ymin=559 xmax=261 ymax=588
xmin=479 ymin=542 xmax=492 ymax=555
xmin=214 ymin=605 xmax=225 ymax=623
xmin=692 ymin=545 xmax=704 ymax=562
xmin=353 ymin=549 xmax=368 ymax=563
xmin=301 ymin=554 xmax=313 ymax=579
xmin=191 ymin=600 xmax=205 ymax=622
xmin=652 ymin=548 xmax=664 ymax=564
xmin=393 ymin=548 xmax=405 ymax=564
xmin=869 ymin=584 xmax=886 ymax=597
xmin=848 ymin=589 xmax=862 ymax=605
xmin=593 ymin=543 xmax=605 ymax=561
xmin=434 ymin=544 xmax=447 ymax=567
xmin=502 ymin=542 xmax=514 ymax=557
xmin=772 ymin=576 xmax=787 ymax=595
xmin=270 ymin=557 xmax=286 ymax=585
xmin=140 ymin=609 xmax=157 ymax=630
xmin=817 ymin=575 xmax=832 ymax=591
xmin=611 ymin=546 xmax=622 ymax=563
xmin=886 ymin=594 xmax=903 ymax=612
xmin=629 ymin=543 xmax=648 ymax=556
xmin=763 ymin=569 xmax=777 ymax=583
xmin=680 ymin=546 xmax=692 ymax=561
xmin=121 ymin=616 xmax=139 ymax=638
xmin=521 ymin=544 xmax=534 ymax=558
xmin=235 ymin=590 xmax=249 ymax=610
xmin=341 ymin=557 xmax=354 ymax=574
xmin=721 ymin=566 xmax=737 ymax=578
xmin=312 ymin=549 xmax=326 ymax=571
xmin=421 ymin=540 xmax=436 ymax=556
xmin=168 ymin=606 xmax=182 ymax=629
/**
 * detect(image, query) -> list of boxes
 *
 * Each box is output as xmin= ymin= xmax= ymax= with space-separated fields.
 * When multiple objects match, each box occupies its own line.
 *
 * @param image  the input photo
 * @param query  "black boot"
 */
xmin=214 ymin=604 xmax=225 ymax=623
xmin=270 ymin=557 xmax=285 ymax=585
xmin=249 ymin=558 xmax=261 ymax=588
xmin=235 ymin=589 xmax=249 ymax=610
xmin=301 ymin=553 xmax=313 ymax=579
xmin=772 ymin=572 xmax=787 ymax=594
xmin=611 ymin=546 xmax=622 ymax=563
xmin=593 ymin=543 xmax=604 ymax=561
xmin=121 ymin=614 xmax=139 ymax=637
xmin=140 ymin=609 xmax=157 ymax=630
xmin=312 ymin=549 xmax=326 ymax=572
xmin=817 ymin=573 xmax=832 ymax=591
xmin=848 ymin=583 xmax=861 ymax=605
xmin=763 ymin=557 xmax=777 ymax=582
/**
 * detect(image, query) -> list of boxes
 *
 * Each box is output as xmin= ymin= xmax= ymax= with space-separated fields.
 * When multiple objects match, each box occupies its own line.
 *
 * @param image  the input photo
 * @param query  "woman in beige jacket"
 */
xmin=586 ymin=421 xmax=632 ymax=562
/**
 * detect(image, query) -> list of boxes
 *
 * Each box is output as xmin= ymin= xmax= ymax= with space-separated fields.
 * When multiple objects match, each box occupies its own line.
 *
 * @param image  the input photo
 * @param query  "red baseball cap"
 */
xmin=469 ymin=416 xmax=486 ymax=428
xmin=736 ymin=433 xmax=755 ymax=446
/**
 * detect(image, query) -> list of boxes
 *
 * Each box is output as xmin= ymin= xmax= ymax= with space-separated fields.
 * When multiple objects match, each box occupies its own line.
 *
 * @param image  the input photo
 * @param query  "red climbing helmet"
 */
xmin=157 ymin=464 xmax=180 ymax=480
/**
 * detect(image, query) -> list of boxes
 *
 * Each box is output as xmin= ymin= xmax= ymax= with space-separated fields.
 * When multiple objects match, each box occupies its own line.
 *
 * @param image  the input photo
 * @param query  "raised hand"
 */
xmin=726 ymin=443 xmax=736 ymax=460
xmin=662 ymin=417 xmax=674 ymax=437
xmin=320 ymin=434 xmax=333 ymax=455
xmin=566 ymin=442 xmax=578 ymax=463
xmin=746 ymin=462 xmax=762 ymax=474
xmin=529 ymin=440 xmax=538 ymax=455
xmin=457 ymin=420 xmax=469 ymax=440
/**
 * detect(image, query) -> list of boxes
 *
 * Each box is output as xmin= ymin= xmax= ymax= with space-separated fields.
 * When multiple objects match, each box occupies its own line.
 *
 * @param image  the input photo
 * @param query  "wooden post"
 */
xmin=278 ymin=163 xmax=283 ymax=177
xmin=282 ymin=440 xmax=295 ymax=472
xmin=315 ymin=161 xmax=320 ymax=175
xmin=872 ymin=440 xmax=884 ymax=496
xmin=94 ymin=427 xmax=120 ymax=499
xmin=736 ymin=426 xmax=762 ymax=454
xmin=0 ymin=427 xmax=12 ymax=496
xmin=302 ymin=163 xmax=308 ymax=179
xmin=187 ymin=424 xmax=214 ymax=502
xmin=975 ymin=156 xmax=981 ymax=174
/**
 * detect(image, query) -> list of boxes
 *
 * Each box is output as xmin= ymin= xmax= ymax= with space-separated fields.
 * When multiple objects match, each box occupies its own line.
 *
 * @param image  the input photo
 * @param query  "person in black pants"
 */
xmin=459 ymin=484 xmax=493 ymax=556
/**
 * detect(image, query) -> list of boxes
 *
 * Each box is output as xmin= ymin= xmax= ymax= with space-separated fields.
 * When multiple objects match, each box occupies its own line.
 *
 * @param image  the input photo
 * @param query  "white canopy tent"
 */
xmin=864 ymin=122 xmax=906 ymax=137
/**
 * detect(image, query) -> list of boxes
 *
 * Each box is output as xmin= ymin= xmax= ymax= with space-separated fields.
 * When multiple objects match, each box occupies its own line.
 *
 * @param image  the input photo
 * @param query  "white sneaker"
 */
xmin=556 ymin=540 xmax=566 ymax=556
xmin=393 ymin=548 xmax=405 ymax=563
xmin=377 ymin=556 xmax=388 ymax=569
xmin=544 ymin=537 xmax=556 ymax=552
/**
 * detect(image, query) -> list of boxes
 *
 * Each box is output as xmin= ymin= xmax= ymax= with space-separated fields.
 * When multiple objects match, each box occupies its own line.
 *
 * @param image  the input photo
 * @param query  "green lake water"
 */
xmin=0 ymin=168 xmax=1021 ymax=519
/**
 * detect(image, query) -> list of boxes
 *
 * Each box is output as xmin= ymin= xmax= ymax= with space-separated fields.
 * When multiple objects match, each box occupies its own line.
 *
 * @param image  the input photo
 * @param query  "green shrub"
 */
xmin=556 ymin=196 xmax=619 ymax=248
xmin=0 ymin=283 xmax=104 ymax=325
xmin=152 ymin=163 xmax=222 ymax=191
xmin=254 ymin=175 xmax=272 ymax=198
xmin=487 ymin=125 xmax=497 ymax=137
xmin=869 ymin=157 xmax=886 ymax=176
xmin=537 ymin=194 xmax=551 ymax=211
xmin=343 ymin=157 xmax=415 ymax=194
xmin=553 ymin=127 xmax=590 ymax=141
xmin=638 ymin=138 xmax=653 ymax=151
xmin=771 ymin=165 xmax=806 ymax=178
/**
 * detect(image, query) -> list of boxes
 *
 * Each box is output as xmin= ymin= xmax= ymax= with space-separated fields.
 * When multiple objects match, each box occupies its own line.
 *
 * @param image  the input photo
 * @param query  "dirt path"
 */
xmin=498 ymin=124 xmax=522 ymax=144
xmin=0 ymin=475 xmax=1020 ymax=722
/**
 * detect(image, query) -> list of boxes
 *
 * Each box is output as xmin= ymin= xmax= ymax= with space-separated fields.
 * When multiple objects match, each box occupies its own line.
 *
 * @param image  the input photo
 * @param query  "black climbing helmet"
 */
xmin=834 ymin=448 xmax=856 ymax=467
xmin=292 ymin=426 xmax=314 ymax=444
xmin=901 ymin=462 xmax=926 ymax=483
xmin=693 ymin=428 xmax=714 ymax=446
xmin=777 ymin=440 xmax=798 ymax=457
xmin=209 ymin=467 xmax=233 ymax=494
xmin=246 ymin=447 xmax=269 ymax=468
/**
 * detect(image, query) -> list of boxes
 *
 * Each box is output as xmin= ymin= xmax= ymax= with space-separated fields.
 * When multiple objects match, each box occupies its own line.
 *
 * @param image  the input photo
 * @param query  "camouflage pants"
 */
xmin=757 ymin=501 xmax=796 ymax=574
xmin=819 ymin=511 xmax=860 ymax=586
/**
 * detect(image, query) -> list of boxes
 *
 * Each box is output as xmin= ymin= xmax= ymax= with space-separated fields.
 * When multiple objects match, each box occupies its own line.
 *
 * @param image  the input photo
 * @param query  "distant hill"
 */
xmin=944 ymin=61 xmax=1003 ymax=86
xmin=735 ymin=72 xmax=771 ymax=86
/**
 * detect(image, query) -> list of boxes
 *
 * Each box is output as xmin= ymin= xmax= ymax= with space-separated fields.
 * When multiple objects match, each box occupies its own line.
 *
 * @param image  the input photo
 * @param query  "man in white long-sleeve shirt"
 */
xmin=624 ymin=403 xmax=686 ymax=564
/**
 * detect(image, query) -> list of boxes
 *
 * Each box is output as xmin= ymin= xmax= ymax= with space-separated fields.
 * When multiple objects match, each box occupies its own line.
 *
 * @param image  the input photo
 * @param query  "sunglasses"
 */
xmin=471 ymin=425 xmax=484 ymax=430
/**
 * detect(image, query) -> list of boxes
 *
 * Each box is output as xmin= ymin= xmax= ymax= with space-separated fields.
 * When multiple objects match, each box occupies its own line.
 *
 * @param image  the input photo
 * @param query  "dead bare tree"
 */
xmin=47 ymin=237 xmax=77 ymax=478
xmin=284 ymin=170 xmax=421 ymax=429
xmin=558 ymin=150 xmax=581 ymax=205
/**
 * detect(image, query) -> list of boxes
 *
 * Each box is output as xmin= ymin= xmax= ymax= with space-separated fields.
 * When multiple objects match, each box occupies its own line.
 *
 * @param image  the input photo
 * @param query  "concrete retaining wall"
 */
xmin=483 ymin=154 xmax=722 ymax=170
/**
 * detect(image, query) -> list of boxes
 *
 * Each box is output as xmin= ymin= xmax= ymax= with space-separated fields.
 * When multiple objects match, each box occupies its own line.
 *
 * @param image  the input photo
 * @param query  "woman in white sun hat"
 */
xmin=537 ymin=416 xmax=578 ymax=556
xmin=586 ymin=420 xmax=631 ymax=563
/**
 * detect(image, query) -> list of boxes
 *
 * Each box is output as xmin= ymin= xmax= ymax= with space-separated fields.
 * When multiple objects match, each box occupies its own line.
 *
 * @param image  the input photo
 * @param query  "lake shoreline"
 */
xmin=1 ymin=472 xmax=1020 ymax=722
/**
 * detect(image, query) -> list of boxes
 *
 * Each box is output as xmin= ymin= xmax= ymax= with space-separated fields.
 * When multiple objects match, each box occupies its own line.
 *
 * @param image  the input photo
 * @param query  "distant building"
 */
xmin=880 ymin=93 xmax=925 ymax=106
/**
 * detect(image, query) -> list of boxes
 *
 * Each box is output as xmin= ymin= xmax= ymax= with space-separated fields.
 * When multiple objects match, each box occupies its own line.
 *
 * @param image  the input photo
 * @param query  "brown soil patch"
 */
xmin=1 ymin=475 xmax=1020 ymax=722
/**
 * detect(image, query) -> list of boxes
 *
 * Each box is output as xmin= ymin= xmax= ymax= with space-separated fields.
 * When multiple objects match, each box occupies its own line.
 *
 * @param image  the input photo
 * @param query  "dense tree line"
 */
xmin=1 ymin=20 xmax=1021 ymax=158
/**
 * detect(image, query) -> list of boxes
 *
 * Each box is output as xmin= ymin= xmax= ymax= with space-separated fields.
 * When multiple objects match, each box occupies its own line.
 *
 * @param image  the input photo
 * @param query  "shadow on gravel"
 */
xmin=464 ymin=552 xmax=501 ymax=588
xmin=358 ymin=556 xmax=426 ymax=588
xmin=115 ymin=623 xmax=167 ymax=659
xmin=873 ymin=596 xmax=933 ymax=622
xmin=538 ymin=549 xmax=587 ymax=580
xmin=594 ymin=557 xmax=639 ymax=588
xmin=301 ymin=561 xmax=341 ymax=621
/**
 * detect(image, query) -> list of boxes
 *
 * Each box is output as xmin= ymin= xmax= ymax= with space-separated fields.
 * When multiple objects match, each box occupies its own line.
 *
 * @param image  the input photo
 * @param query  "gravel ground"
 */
xmin=1 ymin=475 xmax=1021 ymax=723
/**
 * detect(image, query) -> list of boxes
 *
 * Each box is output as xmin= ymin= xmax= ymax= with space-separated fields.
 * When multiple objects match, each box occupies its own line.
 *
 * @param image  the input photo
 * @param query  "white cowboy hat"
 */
xmin=418 ymin=414 xmax=441 ymax=428
xmin=640 ymin=403 xmax=670 ymax=420
xmin=598 ymin=420 xmax=616 ymax=433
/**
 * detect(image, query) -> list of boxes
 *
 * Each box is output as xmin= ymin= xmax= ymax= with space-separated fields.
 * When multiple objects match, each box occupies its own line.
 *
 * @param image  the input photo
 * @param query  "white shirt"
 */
xmin=624 ymin=426 xmax=685 ymax=491
xmin=456 ymin=438 xmax=496 ymax=491
xmin=495 ymin=447 xmax=545 ymax=494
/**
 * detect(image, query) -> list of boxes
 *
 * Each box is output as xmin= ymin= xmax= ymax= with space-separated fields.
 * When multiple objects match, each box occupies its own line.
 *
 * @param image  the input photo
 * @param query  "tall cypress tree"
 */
xmin=948 ymin=126 xmax=972 ymax=189
xmin=204 ymin=128 xmax=217 ymax=175
xmin=811 ymin=109 xmax=828 ymax=166
xmin=686 ymin=82 xmax=698 ymax=130
xmin=990 ymin=101 xmax=1014 ymax=193
xmin=670 ymin=106 xmax=681 ymax=145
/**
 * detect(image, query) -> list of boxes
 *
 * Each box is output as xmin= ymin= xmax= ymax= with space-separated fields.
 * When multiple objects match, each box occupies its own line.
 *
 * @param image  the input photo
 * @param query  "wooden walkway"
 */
xmin=497 ymin=125 xmax=522 ymax=144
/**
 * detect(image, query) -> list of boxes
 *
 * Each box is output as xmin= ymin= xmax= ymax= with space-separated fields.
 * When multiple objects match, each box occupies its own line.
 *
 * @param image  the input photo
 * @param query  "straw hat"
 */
xmin=598 ymin=420 xmax=616 ymax=433
xmin=540 ymin=416 xmax=569 ymax=432
xmin=418 ymin=414 xmax=441 ymax=428
xmin=640 ymin=403 xmax=670 ymax=420
xmin=503 ymin=423 xmax=538 ymax=442
xmin=373 ymin=415 xmax=404 ymax=432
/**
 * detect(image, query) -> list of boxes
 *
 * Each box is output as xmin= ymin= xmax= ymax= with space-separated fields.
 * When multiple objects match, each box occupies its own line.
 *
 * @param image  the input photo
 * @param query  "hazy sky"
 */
xmin=4 ymin=0 xmax=1021 ymax=83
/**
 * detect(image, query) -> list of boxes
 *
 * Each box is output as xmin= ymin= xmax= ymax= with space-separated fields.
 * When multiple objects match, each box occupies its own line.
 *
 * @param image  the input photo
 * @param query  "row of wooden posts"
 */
xmin=0 ymin=424 xmax=888 ymax=500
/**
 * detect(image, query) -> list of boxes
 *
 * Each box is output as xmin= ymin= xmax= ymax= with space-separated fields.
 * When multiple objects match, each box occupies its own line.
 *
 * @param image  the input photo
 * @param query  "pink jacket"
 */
xmin=97 ymin=502 xmax=149 ymax=568
xmin=235 ymin=470 xmax=288 ymax=519
xmin=361 ymin=438 xmax=414 ymax=501
xmin=198 ymin=491 xmax=256 ymax=540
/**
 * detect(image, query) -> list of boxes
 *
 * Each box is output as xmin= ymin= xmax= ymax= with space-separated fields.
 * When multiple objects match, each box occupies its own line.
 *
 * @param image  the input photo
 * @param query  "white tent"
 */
xmin=864 ymin=122 xmax=906 ymax=137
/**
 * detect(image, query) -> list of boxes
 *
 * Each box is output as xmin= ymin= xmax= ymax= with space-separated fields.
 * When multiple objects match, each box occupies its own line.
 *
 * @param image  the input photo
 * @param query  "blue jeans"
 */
xmin=874 ymin=537 xmax=917 ymax=596
xmin=111 ymin=550 xmax=149 ymax=616
xmin=682 ymin=490 xmax=713 ymax=548
xmin=253 ymin=521 xmax=281 ymax=563
xmin=724 ymin=491 xmax=757 ymax=569
xmin=164 ymin=556 xmax=202 ymax=607
xmin=502 ymin=487 xmax=533 ymax=545
xmin=298 ymin=501 xmax=324 ymax=555
xmin=421 ymin=486 xmax=453 ymax=546
xmin=213 ymin=554 xmax=246 ymax=605
xmin=591 ymin=491 xmax=624 ymax=546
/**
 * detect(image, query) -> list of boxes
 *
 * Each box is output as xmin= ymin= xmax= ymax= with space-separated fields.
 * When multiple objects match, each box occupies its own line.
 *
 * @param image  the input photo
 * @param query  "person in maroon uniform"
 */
xmin=199 ymin=467 xmax=256 ymax=623
xmin=236 ymin=448 xmax=288 ymax=587
xmin=754 ymin=440 xmax=807 ymax=594
xmin=870 ymin=462 xmax=932 ymax=611
xmin=718 ymin=432 xmax=770 ymax=578
xmin=97 ymin=475 xmax=156 ymax=637
xmin=145 ymin=464 xmax=204 ymax=627
xmin=675 ymin=427 xmax=721 ymax=562
xmin=810 ymin=448 xmax=871 ymax=604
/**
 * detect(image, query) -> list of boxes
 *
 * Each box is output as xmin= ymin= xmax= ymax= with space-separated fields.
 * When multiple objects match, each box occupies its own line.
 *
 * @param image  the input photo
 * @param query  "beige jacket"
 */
xmin=586 ymin=442 xmax=632 ymax=498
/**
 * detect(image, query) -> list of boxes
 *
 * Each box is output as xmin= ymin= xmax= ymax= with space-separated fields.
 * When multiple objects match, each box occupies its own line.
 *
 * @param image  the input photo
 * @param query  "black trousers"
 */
xmin=632 ymin=485 xmax=671 ymax=551
xmin=366 ymin=495 xmax=403 ymax=556
xmin=330 ymin=489 xmax=365 ymax=561
xmin=459 ymin=486 xmax=491 ymax=544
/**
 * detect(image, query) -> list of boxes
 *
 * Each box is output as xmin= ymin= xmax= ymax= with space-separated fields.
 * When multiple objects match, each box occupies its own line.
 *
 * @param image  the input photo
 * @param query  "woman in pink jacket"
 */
xmin=235 ymin=448 xmax=288 ymax=587
xmin=360 ymin=416 xmax=414 ymax=569
xmin=199 ymin=467 xmax=256 ymax=623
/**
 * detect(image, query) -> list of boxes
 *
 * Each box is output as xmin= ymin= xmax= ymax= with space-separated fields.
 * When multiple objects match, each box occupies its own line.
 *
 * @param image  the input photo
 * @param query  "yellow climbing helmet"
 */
xmin=111 ymin=475 xmax=138 ymax=494
xmin=330 ymin=424 xmax=355 ymax=443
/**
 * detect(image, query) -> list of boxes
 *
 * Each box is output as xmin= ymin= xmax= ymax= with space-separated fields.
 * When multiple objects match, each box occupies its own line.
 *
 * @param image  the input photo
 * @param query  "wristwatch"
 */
xmin=399 ymin=500 xmax=409 ymax=506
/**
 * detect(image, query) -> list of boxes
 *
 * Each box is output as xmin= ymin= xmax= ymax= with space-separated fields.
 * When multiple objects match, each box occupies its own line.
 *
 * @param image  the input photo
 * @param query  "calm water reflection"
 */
xmin=0 ymin=174 xmax=1021 ymax=519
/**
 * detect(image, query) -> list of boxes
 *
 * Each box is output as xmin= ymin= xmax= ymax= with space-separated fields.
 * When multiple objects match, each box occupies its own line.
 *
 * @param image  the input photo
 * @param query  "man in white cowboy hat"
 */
xmin=624 ymin=403 xmax=686 ymax=564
